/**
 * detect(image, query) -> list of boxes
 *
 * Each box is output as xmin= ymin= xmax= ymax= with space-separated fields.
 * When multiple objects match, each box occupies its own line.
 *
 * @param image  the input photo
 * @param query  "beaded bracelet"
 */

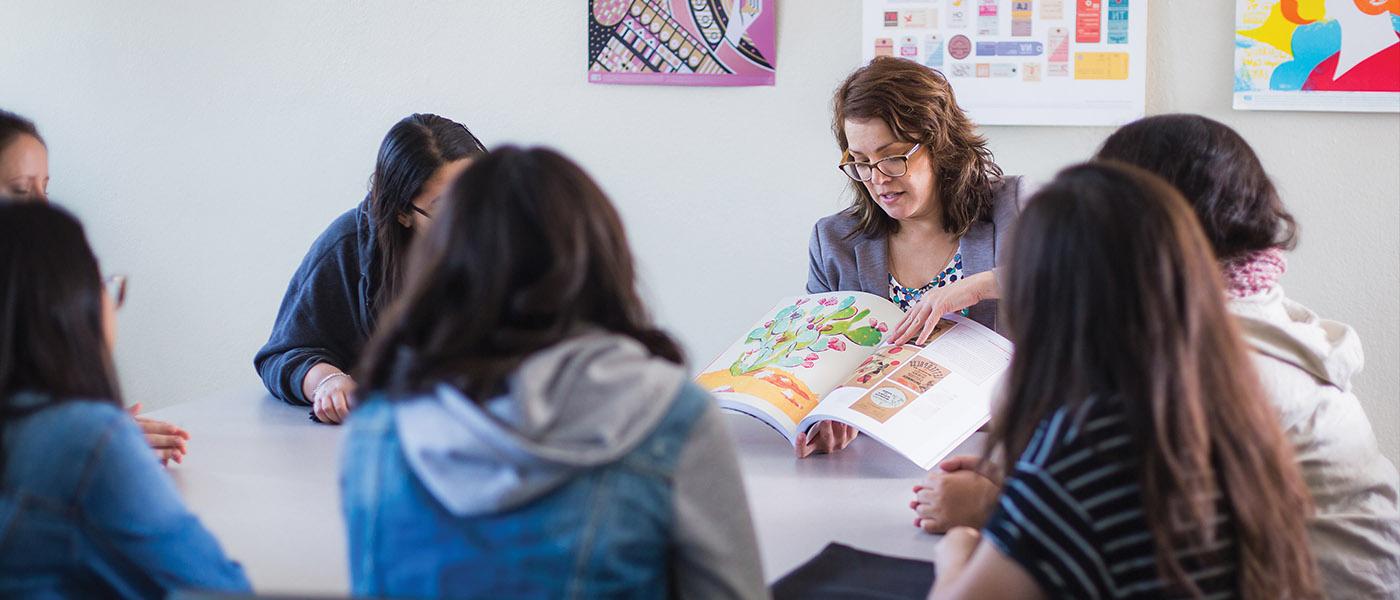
xmin=313 ymin=372 xmax=350 ymax=401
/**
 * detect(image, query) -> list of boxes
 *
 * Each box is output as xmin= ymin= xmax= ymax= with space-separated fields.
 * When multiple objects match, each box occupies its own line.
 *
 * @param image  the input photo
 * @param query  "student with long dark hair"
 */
xmin=928 ymin=163 xmax=1319 ymax=599
xmin=0 ymin=202 xmax=250 ymax=598
xmin=254 ymin=113 xmax=486 ymax=423
xmin=0 ymin=108 xmax=190 ymax=464
xmin=918 ymin=115 xmax=1400 ymax=597
xmin=0 ymin=109 xmax=48 ymax=200
xmin=1096 ymin=114 xmax=1400 ymax=597
xmin=341 ymin=147 xmax=765 ymax=599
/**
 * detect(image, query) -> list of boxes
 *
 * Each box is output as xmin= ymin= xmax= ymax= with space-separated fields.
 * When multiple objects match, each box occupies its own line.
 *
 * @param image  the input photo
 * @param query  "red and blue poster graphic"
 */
xmin=1236 ymin=0 xmax=1400 ymax=112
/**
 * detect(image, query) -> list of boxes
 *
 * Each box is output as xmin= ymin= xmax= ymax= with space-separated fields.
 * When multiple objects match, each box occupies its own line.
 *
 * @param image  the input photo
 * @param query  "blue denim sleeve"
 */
xmin=77 ymin=415 xmax=253 ymax=594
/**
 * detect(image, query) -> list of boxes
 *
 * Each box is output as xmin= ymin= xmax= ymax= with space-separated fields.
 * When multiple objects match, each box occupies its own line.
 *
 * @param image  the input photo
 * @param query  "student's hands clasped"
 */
xmin=911 ymin=455 xmax=1001 ymax=533
xmin=890 ymin=271 xmax=997 ymax=346
xmin=795 ymin=421 xmax=859 ymax=458
xmin=127 ymin=403 xmax=190 ymax=466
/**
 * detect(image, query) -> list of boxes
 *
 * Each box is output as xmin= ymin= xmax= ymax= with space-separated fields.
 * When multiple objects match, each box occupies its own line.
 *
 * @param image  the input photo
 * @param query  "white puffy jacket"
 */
xmin=1231 ymin=286 xmax=1400 ymax=599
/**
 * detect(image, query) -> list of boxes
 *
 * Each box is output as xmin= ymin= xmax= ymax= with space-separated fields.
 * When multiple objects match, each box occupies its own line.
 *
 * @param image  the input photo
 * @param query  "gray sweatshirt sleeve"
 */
xmin=671 ymin=402 xmax=769 ymax=600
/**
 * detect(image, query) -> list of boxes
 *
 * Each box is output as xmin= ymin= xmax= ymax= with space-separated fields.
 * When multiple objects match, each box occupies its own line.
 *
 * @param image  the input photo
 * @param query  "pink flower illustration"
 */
xmin=795 ymin=298 xmax=809 ymax=305
xmin=877 ymin=323 xmax=888 ymax=333
xmin=869 ymin=317 xmax=879 ymax=326
xmin=802 ymin=361 xmax=815 ymax=368
xmin=763 ymin=320 xmax=774 ymax=328
xmin=805 ymin=353 xmax=820 ymax=361
xmin=827 ymin=338 xmax=847 ymax=351
xmin=818 ymin=297 xmax=838 ymax=306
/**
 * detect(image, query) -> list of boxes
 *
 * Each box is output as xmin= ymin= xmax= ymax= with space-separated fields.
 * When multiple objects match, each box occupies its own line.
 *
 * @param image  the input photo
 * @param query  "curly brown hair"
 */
xmin=832 ymin=57 xmax=1002 ymax=238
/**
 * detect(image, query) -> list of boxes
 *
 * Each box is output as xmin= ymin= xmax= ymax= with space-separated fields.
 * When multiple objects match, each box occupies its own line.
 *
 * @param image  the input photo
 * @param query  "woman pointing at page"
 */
xmin=802 ymin=57 xmax=1031 ymax=458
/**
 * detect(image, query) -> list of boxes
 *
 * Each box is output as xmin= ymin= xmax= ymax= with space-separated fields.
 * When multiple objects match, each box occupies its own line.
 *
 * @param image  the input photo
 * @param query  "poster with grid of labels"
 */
xmin=862 ymin=0 xmax=1147 ymax=126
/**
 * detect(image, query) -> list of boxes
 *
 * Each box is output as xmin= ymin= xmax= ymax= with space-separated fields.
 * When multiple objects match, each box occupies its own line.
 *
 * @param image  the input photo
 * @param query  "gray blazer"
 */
xmin=806 ymin=176 xmax=1031 ymax=334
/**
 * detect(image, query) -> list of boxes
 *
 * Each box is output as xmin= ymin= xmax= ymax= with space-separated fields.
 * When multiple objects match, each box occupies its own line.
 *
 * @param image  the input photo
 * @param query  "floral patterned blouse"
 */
xmin=888 ymin=251 xmax=968 ymax=315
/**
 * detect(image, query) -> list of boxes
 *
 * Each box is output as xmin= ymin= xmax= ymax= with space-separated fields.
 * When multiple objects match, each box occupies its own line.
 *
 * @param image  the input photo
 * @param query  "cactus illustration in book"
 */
xmin=727 ymin=295 xmax=888 ymax=376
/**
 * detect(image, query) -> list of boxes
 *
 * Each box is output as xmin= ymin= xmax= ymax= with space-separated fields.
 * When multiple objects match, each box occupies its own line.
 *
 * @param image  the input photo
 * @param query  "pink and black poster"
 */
xmin=588 ymin=0 xmax=776 ymax=86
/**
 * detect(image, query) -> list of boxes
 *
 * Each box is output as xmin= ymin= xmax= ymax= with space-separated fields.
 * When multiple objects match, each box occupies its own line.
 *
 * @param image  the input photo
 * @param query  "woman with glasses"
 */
xmin=0 ymin=202 xmax=251 ymax=598
xmin=802 ymin=57 xmax=1031 ymax=457
xmin=255 ymin=114 xmax=486 ymax=424
xmin=1 ymin=109 xmax=191 ymax=465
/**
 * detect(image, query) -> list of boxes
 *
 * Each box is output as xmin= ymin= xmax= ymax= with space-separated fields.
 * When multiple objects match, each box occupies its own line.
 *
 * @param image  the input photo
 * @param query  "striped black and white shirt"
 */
xmin=981 ymin=396 xmax=1240 ymax=599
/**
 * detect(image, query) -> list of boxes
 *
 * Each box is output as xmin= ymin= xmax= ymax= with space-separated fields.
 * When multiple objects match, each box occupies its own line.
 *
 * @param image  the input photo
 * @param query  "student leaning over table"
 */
xmin=340 ymin=147 xmax=766 ymax=599
xmin=0 ymin=202 xmax=250 ymax=598
xmin=918 ymin=114 xmax=1400 ymax=599
xmin=1 ymin=108 xmax=191 ymax=465
xmin=254 ymin=113 xmax=486 ymax=424
xmin=927 ymin=162 xmax=1320 ymax=600
xmin=802 ymin=57 xmax=1033 ymax=459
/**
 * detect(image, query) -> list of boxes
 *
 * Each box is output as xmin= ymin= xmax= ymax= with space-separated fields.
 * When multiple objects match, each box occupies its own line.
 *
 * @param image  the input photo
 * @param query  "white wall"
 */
xmin=2 ymin=1 xmax=1396 ymax=463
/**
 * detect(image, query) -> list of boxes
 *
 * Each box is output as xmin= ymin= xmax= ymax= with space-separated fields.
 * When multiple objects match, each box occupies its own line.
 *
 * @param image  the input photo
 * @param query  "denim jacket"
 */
xmin=342 ymin=382 xmax=766 ymax=599
xmin=0 ymin=395 xmax=251 ymax=599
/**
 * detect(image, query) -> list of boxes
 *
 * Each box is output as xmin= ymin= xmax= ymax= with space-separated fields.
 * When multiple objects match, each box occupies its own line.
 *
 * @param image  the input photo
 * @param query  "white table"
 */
xmin=150 ymin=390 xmax=975 ymax=595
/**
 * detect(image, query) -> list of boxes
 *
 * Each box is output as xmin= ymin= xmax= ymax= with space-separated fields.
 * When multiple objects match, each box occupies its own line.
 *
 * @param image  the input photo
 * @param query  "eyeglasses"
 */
xmin=837 ymin=143 xmax=922 ymax=182
xmin=410 ymin=205 xmax=432 ymax=220
xmin=103 ymin=275 xmax=128 ymax=310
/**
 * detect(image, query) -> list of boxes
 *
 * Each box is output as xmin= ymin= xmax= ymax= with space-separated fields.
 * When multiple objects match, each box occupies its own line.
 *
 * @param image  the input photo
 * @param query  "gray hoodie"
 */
xmin=393 ymin=332 xmax=768 ymax=600
xmin=1230 ymin=286 xmax=1400 ymax=598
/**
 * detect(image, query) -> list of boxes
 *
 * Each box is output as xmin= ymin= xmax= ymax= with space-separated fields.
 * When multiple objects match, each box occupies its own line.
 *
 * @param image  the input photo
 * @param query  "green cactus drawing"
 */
xmin=729 ymin=295 xmax=890 ymax=377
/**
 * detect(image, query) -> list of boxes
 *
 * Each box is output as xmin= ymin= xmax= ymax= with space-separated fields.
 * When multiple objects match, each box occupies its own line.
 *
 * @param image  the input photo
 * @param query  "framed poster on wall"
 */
xmin=1234 ymin=0 xmax=1400 ymax=112
xmin=861 ymin=0 xmax=1148 ymax=126
xmin=588 ymin=0 xmax=776 ymax=86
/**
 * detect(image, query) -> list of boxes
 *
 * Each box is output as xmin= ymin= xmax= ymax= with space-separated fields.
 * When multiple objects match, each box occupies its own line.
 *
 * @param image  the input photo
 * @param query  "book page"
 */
xmin=697 ymin=291 xmax=906 ymax=442
xmin=802 ymin=314 xmax=1013 ymax=467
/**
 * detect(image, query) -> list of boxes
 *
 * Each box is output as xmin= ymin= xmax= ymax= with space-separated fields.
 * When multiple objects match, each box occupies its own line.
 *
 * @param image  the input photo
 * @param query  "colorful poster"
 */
xmin=1234 ymin=0 xmax=1400 ymax=112
xmin=862 ymin=0 xmax=1147 ymax=125
xmin=1012 ymin=1 xmax=1035 ymax=36
xmin=978 ymin=0 xmax=1001 ymax=35
xmin=1076 ymin=0 xmax=1102 ymax=43
xmin=1107 ymin=0 xmax=1129 ymax=44
xmin=588 ymin=0 xmax=775 ymax=86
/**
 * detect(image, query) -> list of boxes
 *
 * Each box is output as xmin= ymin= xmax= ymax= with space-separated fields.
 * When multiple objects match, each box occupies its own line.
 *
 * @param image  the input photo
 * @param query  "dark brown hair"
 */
xmin=0 ymin=109 xmax=43 ymax=153
xmin=1096 ymin=114 xmax=1297 ymax=260
xmin=993 ymin=162 xmax=1318 ymax=599
xmin=357 ymin=146 xmax=682 ymax=400
xmin=832 ymin=57 xmax=1002 ymax=238
xmin=0 ymin=203 xmax=123 ymax=415
xmin=368 ymin=114 xmax=486 ymax=314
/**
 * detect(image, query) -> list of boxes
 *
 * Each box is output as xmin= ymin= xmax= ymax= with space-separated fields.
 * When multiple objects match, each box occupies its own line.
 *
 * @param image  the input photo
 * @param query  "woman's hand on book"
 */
xmin=795 ymin=421 xmax=859 ymax=458
xmin=890 ymin=271 xmax=998 ymax=346
xmin=910 ymin=455 xmax=1001 ymax=533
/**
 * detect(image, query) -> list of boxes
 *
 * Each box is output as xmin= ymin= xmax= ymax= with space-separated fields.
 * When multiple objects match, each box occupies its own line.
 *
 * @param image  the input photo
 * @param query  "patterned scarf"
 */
xmin=1220 ymin=247 xmax=1286 ymax=299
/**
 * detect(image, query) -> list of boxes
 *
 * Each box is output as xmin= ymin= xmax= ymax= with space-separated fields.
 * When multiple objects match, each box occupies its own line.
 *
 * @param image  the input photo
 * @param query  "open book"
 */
xmin=697 ymin=291 xmax=1012 ymax=469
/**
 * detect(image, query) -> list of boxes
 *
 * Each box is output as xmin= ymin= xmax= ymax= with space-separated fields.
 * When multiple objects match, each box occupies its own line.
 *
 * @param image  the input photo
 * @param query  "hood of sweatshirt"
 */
xmin=1228 ymin=285 xmax=1363 ymax=392
xmin=391 ymin=331 xmax=687 ymax=516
